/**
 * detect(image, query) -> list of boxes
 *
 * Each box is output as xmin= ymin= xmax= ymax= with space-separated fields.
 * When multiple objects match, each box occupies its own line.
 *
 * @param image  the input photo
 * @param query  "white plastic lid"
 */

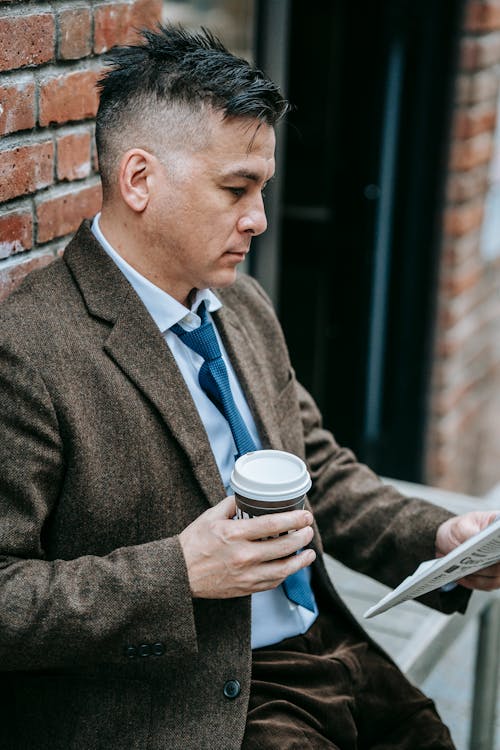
xmin=230 ymin=449 xmax=311 ymax=502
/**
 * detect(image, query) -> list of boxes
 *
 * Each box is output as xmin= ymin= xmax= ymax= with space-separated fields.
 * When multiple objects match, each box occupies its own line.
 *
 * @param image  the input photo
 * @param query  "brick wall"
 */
xmin=0 ymin=0 xmax=162 ymax=301
xmin=426 ymin=0 xmax=500 ymax=494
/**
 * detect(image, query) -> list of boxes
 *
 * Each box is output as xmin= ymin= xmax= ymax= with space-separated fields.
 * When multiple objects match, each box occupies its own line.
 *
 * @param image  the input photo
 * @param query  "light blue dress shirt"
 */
xmin=91 ymin=214 xmax=318 ymax=648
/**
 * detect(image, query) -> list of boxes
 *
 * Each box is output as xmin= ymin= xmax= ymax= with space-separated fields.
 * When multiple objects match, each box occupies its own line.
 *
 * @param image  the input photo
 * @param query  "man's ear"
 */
xmin=118 ymin=148 xmax=156 ymax=212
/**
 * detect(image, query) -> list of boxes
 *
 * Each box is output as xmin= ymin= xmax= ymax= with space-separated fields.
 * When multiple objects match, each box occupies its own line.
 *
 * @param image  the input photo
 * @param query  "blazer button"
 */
xmin=223 ymin=679 xmax=241 ymax=699
xmin=139 ymin=643 xmax=151 ymax=657
xmin=152 ymin=642 xmax=165 ymax=656
xmin=125 ymin=645 xmax=137 ymax=659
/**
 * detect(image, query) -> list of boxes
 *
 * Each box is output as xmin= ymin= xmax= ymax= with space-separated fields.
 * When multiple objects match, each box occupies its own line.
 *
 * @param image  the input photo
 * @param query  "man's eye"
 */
xmin=228 ymin=187 xmax=245 ymax=197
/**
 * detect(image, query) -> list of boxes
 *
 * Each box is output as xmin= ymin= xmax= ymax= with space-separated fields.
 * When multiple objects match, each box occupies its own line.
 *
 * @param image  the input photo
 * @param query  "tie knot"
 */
xmin=184 ymin=321 xmax=221 ymax=361
xmin=170 ymin=312 xmax=221 ymax=363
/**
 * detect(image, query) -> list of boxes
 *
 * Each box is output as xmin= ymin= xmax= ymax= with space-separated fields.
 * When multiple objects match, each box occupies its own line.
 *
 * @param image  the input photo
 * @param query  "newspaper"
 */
xmin=364 ymin=515 xmax=500 ymax=619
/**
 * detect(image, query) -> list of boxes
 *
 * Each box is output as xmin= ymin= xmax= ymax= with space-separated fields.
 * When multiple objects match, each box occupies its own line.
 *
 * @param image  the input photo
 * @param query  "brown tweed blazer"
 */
xmin=0 ymin=222 xmax=469 ymax=750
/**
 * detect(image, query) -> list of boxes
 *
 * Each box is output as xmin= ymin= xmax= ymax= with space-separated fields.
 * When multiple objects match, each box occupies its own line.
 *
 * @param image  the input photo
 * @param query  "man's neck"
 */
xmin=98 ymin=208 xmax=192 ymax=306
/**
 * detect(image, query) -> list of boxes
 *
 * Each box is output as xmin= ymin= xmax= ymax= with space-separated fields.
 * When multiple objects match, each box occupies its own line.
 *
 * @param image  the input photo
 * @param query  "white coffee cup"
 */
xmin=230 ymin=449 xmax=312 ymax=520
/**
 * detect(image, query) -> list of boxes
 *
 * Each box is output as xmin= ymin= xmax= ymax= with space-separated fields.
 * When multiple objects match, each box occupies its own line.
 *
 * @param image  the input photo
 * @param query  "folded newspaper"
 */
xmin=364 ymin=515 xmax=500 ymax=618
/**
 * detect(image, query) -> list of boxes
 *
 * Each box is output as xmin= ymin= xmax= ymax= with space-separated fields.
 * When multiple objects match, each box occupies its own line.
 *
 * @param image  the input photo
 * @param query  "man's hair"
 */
xmin=95 ymin=24 xmax=290 ymax=194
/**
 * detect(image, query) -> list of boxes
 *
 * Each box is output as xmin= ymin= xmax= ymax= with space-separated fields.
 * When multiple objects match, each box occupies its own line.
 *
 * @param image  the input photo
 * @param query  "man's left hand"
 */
xmin=436 ymin=511 xmax=500 ymax=591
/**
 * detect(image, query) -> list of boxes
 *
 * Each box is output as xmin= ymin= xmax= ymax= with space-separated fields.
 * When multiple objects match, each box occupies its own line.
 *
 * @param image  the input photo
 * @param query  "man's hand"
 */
xmin=436 ymin=511 xmax=500 ymax=591
xmin=178 ymin=496 xmax=316 ymax=599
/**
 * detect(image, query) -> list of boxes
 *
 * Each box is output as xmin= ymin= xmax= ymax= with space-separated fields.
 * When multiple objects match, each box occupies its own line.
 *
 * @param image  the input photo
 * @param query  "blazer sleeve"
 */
xmin=297 ymin=376 xmax=472 ymax=615
xmin=0 ymin=343 xmax=198 ymax=672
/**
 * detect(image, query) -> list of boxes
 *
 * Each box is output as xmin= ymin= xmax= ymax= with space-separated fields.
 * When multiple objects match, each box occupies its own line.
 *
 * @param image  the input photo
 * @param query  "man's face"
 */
xmin=146 ymin=112 xmax=276 ymax=304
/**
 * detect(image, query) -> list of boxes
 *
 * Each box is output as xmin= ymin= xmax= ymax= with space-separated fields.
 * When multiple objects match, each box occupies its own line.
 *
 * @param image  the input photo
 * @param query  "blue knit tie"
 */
xmin=170 ymin=302 xmax=255 ymax=459
xmin=170 ymin=302 xmax=315 ymax=612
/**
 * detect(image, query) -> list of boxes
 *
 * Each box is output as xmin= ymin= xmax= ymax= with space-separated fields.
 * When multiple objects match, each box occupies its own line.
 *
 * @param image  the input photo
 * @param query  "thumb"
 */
xmin=210 ymin=495 xmax=237 ymax=519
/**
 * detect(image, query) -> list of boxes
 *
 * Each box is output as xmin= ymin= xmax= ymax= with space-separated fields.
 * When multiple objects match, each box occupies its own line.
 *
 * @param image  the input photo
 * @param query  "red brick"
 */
xmin=452 ymin=103 xmax=497 ymax=139
xmin=460 ymin=38 xmax=477 ymax=71
xmin=94 ymin=3 xmax=132 ymax=54
xmin=0 ymin=252 xmax=54 ymax=302
xmin=0 ymin=74 xmax=36 ymax=136
xmin=444 ymin=202 xmax=484 ymax=237
xmin=432 ymin=380 xmax=478 ymax=416
xmin=449 ymin=132 xmax=494 ymax=170
xmin=455 ymin=70 xmax=499 ymax=105
xmin=460 ymin=33 xmax=500 ymax=70
xmin=56 ymin=130 xmax=92 ymax=181
xmin=0 ymin=141 xmax=54 ymax=202
xmin=58 ymin=6 xmax=92 ymax=60
xmin=36 ymin=183 xmax=102 ymax=243
xmin=0 ymin=207 xmax=33 ymax=259
xmin=39 ymin=69 xmax=101 ymax=127
xmin=446 ymin=165 xmax=489 ymax=202
xmin=441 ymin=263 xmax=483 ymax=296
xmin=466 ymin=1 xmax=500 ymax=32
xmin=0 ymin=12 xmax=54 ymax=72
xmin=129 ymin=0 xmax=162 ymax=37
xmin=442 ymin=232 xmax=481 ymax=268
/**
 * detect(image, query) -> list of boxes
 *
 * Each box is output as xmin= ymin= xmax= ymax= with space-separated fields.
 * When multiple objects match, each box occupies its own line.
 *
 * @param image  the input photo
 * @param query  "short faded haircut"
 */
xmin=95 ymin=24 xmax=290 ymax=195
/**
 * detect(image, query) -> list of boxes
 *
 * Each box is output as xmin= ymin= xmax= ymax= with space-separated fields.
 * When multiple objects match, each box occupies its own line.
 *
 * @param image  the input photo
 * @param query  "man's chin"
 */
xmin=208 ymin=268 xmax=240 ymax=290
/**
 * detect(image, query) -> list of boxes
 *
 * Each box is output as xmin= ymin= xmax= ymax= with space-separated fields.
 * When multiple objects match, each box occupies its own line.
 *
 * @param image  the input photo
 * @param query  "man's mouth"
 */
xmin=225 ymin=248 xmax=249 ymax=261
xmin=227 ymin=241 xmax=251 ymax=257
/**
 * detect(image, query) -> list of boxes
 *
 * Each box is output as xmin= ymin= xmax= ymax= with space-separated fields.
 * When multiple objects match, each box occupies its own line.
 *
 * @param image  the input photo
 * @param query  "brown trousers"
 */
xmin=243 ymin=608 xmax=455 ymax=750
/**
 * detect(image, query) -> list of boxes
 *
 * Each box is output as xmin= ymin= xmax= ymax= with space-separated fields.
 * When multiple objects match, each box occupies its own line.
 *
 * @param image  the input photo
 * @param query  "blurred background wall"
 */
xmin=0 ymin=0 xmax=499 ymax=497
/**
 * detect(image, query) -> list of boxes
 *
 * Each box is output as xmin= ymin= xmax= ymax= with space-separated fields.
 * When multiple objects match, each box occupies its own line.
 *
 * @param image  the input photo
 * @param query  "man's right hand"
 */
xmin=178 ymin=496 xmax=316 ymax=599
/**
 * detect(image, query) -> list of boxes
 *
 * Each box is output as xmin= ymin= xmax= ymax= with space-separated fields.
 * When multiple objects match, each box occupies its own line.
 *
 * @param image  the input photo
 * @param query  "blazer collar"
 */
xmin=64 ymin=221 xmax=131 ymax=323
xmin=64 ymin=222 xmax=226 ymax=506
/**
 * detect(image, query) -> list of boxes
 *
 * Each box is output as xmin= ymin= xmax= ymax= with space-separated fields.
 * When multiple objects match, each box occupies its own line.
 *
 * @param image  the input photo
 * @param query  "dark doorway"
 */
xmin=258 ymin=0 xmax=465 ymax=481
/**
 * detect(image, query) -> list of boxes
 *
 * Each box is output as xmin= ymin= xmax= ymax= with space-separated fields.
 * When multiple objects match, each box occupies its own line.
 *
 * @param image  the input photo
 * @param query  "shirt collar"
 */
xmin=91 ymin=213 xmax=222 ymax=333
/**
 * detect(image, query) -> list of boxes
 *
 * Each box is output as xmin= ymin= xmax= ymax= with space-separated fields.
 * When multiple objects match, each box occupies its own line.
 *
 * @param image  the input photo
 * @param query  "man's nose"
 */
xmin=237 ymin=197 xmax=268 ymax=236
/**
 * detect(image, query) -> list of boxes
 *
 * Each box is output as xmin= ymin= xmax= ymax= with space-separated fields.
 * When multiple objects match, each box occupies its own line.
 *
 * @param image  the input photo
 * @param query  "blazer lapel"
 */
xmin=64 ymin=222 xmax=225 ymax=506
xmin=213 ymin=303 xmax=284 ymax=452
xmin=104 ymin=309 xmax=226 ymax=506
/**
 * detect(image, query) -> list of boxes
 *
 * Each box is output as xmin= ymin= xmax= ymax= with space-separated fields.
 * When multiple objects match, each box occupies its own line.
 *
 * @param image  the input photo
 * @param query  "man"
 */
xmin=0 ymin=25 xmax=498 ymax=750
